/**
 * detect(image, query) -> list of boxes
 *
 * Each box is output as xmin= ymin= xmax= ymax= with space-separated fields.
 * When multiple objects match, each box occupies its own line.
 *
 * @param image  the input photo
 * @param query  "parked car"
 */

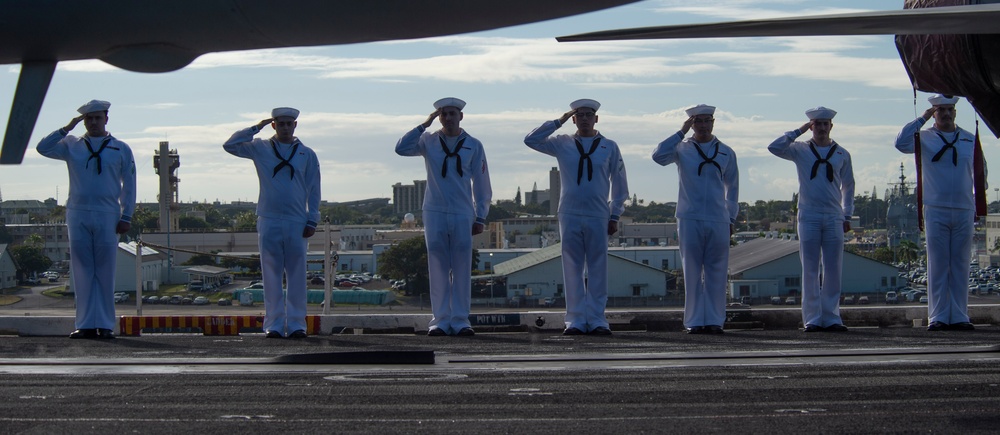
xmin=785 ymin=296 xmax=797 ymax=305
xmin=114 ymin=292 xmax=129 ymax=303
xmin=858 ymin=295 xmax=870 ymax=305
xmin=740 ymin=296 xmax=752 ymax=306
xmin=310 ymin=277 xmax=325 ymax=285
xmin=842 ymin=295 xmax=855 ymax=305
xmin=770 ymin=296 xmax=782 ymax=305
xmin=885 ymin=291 xmax=898 ymax=304
xmin=180 ymin=297 xmax=193 ymax=305
xmin=245 ymin=283 xmax=264 ymax=290
xmin=217 ymin=298 xmax=233 ymax=306
xmin=168 ymin=295 xmax=183 ymax=305
xmin=918 ymin=295 xmax=928 ymax=304
xmin=144 ymin=295 xmax=159 ymax=304
xmin=193 ymin=296 xmax=209 ymax=305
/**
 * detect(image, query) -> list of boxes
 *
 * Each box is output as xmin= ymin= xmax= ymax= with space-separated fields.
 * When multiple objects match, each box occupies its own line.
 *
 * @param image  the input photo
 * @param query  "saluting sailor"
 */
xmin=224 ymin=107 xmax=321 ymax=339
xmin=524 ymin=99 xmax=629 ymax=336
xmin=895 ymin=94 xmax=987 ymax=331
xmin=769 ymin=107 xmax=854 ymax=332
xmin=396 ymin=98 xmax=492 ymax=337
xmin=652 ymin=104 xmax=739 ymax=334
xmin=37 ymin=100 xmax=137 ymax=339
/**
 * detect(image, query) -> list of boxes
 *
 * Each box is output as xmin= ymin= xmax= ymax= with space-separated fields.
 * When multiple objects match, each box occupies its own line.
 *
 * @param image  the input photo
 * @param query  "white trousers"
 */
xmin=423 ymin=211 xmax=473 ymax=334
xmin=678 ymin=218 xmax=730 ymax=328
xmin=923 ymin=206 xmax=973 ymax=324
xmin=797 ymin=213 xmax=844 ymax=327
xmin=257 ymin=217 xmax=308 ymax=335
xmin=559 ymin=214 xmax=610 ymax=331
xmin=67 ymin=209 xmax=119 ymax=330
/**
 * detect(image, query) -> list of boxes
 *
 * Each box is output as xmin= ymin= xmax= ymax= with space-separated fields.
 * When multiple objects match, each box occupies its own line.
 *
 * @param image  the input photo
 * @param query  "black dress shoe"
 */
xmin=588 ymin=326 xmax=613 ymax=336
xmin=825 ymin=324 xmax=849 ymax=332
xmin=265 ymin=330 xmax=284 ymax=338
xmin=288 ymin=330 xmax=308 ymax=339
xmin=686 ymin=326 xmax=706 ymax=334
xmin=456 ymin=327 xmax=476 ymax=336
xmin=427 ymin=328 xmax=447 ymax=336
xmin=69 ymin=329 xmax=97 ymax=339
xmin=927 ymin=321 xmax=947 ymax=331
xmin=705 ymin=325 xmax=724 ymax=334
xmin=96 ymin=328 xmax=116 ymax=339
xmin=803 ymin=324 xmax=823 ymax=333
xmin=562 ymin=327 xmax=585 ymax=336
xmin=949 ymin=322 xmax=975 ymax=331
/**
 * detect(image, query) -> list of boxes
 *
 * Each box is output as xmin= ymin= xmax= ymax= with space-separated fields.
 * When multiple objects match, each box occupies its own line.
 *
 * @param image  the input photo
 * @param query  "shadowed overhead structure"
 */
xmin=0 ymin=0 xmax=638 ymax=164
xmin=557 ymin=1 xmax=1000 ymax=137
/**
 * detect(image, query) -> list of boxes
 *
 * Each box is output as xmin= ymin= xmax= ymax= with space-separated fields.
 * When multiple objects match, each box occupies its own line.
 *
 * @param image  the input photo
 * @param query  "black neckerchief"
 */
xmin=439 ymin=135 xmax=465 ymax=178
xmin=808 ymin=140 xmax=838 ymax=182
xmin=574 ymin=136 xmax=601 ymax=185
xmin=931 ymin=130 xmax=959 ymax=166
xmin=84 ymin=136 xmax=112 ymax=174
xmin=270 ymin=139 xmax=299 ymax=179
xmin=693 ymin=139 xmax=721 ymax=176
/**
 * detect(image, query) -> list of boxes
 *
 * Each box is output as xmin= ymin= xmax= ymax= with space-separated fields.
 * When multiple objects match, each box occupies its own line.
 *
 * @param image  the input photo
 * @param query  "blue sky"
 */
xmin=3 ymin=0 xmax=997 ymax=208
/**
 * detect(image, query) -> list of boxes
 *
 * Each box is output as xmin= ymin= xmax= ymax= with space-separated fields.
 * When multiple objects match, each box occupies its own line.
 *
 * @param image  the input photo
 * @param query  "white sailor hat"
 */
xmin=928 ymin=94 xmax=959 ymax=106
xmin=570 ymin=99 xmax=600 ymax=112
xmin=805 ymin=106 xmax=837 ymax=120
xmin=685 ymin=104 xmax=715 ymax=117
xmin=77 ymin=100 xmax=111 ymax=114
xmin=271 ymin=107 xmax=300 ymax=120
xmin=433 ymin=97 xmax=466 ymax=111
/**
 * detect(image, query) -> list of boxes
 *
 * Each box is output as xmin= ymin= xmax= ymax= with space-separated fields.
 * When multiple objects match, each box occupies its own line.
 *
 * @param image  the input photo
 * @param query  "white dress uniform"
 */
xmin=768 ymin=107 xmax=855 ymax=329
xmin=652 ymin=105 xmax=738 ymax=331
xmin=524 ymin=100 xmax=629 ymax=333
xmin=895 ymin=96 xmax=981 ymax=326
xmin=224 ymin=108 xmax=321 ymax=337
xmin=395 ymin=98 xmax=492 ymax=335
xmin=36 ymin=100 xmax=137 ymax=332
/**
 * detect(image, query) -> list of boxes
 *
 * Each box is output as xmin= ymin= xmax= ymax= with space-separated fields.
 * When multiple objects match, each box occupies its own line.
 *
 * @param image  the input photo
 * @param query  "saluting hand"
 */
xmin=922 ymin=107 xmax=937 ymax=121
xmin=422 ymin=110 xmax=440 ymax=129
xmin=558 ymin=109 xmax=577 ymax=125
xmin=63 ymin=115 xmax=84 ymax=132
xmin=255 ymin=118 xmax=273 ymax=130
xmin=800 ymin=121 xmax=814 ymax=133
xmin=681 ymin=116 xmax=695 ymax=135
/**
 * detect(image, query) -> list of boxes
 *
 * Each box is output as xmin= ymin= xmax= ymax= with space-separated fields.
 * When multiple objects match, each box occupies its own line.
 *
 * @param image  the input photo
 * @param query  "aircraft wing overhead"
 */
xmin=556 ymin=4 xmax=1000 ymax=41
xmin=0 ymin=0 xmax=638 ymax=164
xmin=0 ymin=0 xmax=639 ymax=72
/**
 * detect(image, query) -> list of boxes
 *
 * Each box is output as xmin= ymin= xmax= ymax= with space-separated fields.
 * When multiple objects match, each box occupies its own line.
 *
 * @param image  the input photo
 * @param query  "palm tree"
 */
xmin=897 ymin=239 xmax=920 ymax=268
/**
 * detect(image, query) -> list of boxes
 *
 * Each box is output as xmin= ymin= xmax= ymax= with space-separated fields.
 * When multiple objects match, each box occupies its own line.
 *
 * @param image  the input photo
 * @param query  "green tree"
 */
xmin=11 ymin=244 xmax=52 ymax=277
xmin=871 ymin=246 xmax=895 ymax=264
xmin=233 ymin=211 xmax=257 ymax=231
xmin=377 ymin=236 xmax=429 ymax=295
xmin=182 ymin=251 xmax=218 ymax=266
xmin=179 ymin=216 xmax=210 ymax=230
xmin=897 ymin=239 xmax=920 ymax=268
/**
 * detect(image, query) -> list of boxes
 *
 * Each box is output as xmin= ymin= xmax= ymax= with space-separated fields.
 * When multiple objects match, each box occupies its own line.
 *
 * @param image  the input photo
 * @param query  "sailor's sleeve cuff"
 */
xmin=58 ymin=128 xmax=68 ymax=135
xmin=730 ymin=218 xmax=736 ymax=225
xmin=475 ymin=217 xmax=486 ymax=225
xmin=610 ymin=215 xmax=620 ymax=222
xmin=120 ymin=215 xmax=132 ymax=223
xmin=306 ymin=220 xmax=318 ymax=228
